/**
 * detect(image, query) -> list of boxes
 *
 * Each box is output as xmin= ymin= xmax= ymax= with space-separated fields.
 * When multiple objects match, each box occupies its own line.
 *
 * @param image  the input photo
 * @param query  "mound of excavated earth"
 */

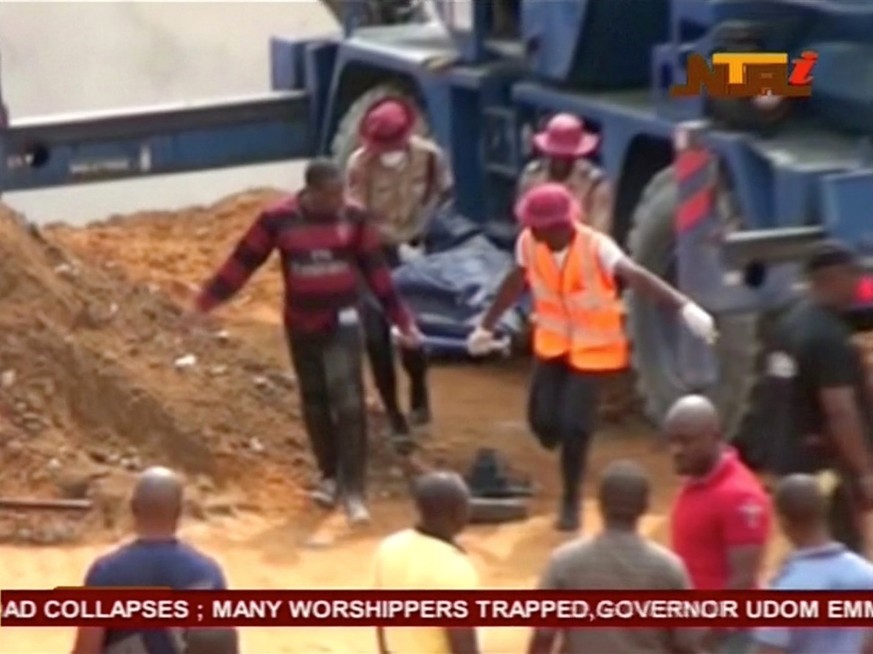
xmin=0 ymin=200 xmax=313 ymax=543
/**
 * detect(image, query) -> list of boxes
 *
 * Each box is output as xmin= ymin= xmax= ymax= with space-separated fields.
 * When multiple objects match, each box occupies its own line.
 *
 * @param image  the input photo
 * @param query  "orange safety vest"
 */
xmin=521 ymin=226 xmax=629 ymax=372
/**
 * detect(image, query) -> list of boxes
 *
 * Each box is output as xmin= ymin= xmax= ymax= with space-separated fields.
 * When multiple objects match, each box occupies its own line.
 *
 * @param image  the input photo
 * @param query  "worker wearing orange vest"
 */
xmin=467 ymin=184 xmax=717 ymax=531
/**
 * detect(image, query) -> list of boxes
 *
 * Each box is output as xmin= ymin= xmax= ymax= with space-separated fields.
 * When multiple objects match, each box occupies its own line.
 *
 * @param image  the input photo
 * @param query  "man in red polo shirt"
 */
xmin=666 ymin=394 xmax=772 ymax=654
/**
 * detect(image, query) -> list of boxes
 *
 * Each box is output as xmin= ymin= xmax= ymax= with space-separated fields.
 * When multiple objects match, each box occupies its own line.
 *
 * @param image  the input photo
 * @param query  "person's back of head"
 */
xmin=130 ymin=466 xmax=184 ymax=539
xmin=805 ymin=240 xmax=860 ymax=310
xmin=598 ymin=460 xmax=649 ymax=530
xmin=412 ymin=470 xmax=471 ymax=541
xmin=185 ymin=627 xmax=239 ymax=654
xmin=774 ymin=473 xmax=828 ymax=546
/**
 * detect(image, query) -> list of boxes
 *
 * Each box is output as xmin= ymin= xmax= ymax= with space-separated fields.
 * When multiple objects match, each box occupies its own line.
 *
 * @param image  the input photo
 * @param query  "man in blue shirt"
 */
xmin=754 ymin=474 xmax=873 ymax=654
xmin=71 ymin=467 xmax=235 ymax=654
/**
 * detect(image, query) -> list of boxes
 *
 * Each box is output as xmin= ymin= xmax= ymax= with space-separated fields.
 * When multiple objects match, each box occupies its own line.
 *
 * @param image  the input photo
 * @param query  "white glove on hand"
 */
xmin=398 ymin=243 xmax=424 ymax=263
xmin=680 ymin=302 xmax=717 ymax=344
xmin=466 ymin=326 xmax=496 ymax=356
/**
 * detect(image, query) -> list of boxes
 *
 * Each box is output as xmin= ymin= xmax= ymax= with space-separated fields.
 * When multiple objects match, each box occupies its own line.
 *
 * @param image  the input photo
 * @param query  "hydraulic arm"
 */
xmin=0 ymin=91 xmax=311 ymax=193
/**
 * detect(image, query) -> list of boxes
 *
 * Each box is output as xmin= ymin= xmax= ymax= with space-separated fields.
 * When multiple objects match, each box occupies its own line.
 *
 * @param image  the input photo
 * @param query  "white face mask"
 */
xmin=379 ymin=150 xmax=407 ymax=168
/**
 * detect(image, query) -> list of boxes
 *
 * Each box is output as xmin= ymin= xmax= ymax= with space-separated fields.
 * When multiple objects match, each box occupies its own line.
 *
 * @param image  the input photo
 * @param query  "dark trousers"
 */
xmin=361 ymin=244 xmax=429 ymax=418
xmin=830 ymin=476 xmax=864 ymax=554
xmin=527 ymin=356 xmax=600 ymax=505
xmin=287 ymin=321 xmax=367 ymax=498
xmin=361 ymin=300 xmax=429 ymax=417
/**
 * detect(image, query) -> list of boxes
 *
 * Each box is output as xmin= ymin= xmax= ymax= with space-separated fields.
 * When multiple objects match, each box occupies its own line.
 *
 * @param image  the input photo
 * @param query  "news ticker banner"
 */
xmin=4 ymin=590 xmax=873 ymax=628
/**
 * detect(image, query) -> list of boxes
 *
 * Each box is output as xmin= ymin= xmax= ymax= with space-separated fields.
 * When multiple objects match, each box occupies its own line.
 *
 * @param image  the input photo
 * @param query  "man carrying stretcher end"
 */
xmin=466 ymin=183 xmax=718 ymax=532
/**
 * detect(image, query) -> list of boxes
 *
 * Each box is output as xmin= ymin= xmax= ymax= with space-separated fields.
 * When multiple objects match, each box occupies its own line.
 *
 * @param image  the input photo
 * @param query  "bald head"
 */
xmin=598 ymin=460 xmax=649 ymax=525
xmin=775 ymin=474 xmax=827 ymax=526
xmin=412 ymin=471 xmax=471 ymax=537
xmin=664 ymin=394 xmax=720 ymax=434
xmin=664 ymin=395 xmax=723 ymax=476
xmin=131 ymin=466 xmax=184 ymax=531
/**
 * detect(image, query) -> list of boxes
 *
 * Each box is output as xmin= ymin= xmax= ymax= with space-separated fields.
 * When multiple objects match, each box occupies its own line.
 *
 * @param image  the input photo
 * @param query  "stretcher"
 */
xmin=391 ymin=328 xmax=512 ymax=357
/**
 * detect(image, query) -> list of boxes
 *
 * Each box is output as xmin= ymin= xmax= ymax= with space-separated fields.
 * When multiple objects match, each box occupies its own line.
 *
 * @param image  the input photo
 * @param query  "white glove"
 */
xmin=466 ymin=326 xmax=496 ymax=356
xmin=680 ymin=302 xmax=717 ymax=344
xmin=398 ymin=242 xmax=424 ymax=263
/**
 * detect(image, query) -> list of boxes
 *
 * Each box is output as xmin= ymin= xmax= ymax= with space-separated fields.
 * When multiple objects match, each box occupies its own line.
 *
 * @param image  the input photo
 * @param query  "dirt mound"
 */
xmin=0 ymin=202 xmax=316 ymax=543
xmin=48 ymin=189 xmax=288 ymax=325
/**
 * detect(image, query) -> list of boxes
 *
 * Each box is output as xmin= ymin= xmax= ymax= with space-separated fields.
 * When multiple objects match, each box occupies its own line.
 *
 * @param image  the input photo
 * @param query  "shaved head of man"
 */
xmin=598 ymin=460 xmax=650 ymax=527
xmin=663 ymin=394 xmax=722 ymax=476
xmin=774 ymin=474 xmax=829 ymax=547
xmin=412 ymin=471 xmax=471 ymax=541
xmin=131 ymin=466 xmax=184 ymax=538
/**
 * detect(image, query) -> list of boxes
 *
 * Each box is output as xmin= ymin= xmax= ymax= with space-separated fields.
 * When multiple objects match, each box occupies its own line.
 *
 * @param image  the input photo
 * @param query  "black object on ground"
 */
xmin=466 ymin=448 xmax=533 ymax=499
xmin=466 ymin=448 xmax=532 ymax=524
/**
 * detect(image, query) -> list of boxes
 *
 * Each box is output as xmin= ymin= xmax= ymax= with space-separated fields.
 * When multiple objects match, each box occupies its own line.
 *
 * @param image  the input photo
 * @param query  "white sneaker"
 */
xmin=344 ymin=496 xmax=371 ymax=527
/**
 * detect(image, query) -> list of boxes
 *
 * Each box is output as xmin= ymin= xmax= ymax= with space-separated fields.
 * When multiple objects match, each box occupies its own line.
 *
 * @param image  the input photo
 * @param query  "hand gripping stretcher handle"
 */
xmin=390 ymin=328 xmax=512 ymax=357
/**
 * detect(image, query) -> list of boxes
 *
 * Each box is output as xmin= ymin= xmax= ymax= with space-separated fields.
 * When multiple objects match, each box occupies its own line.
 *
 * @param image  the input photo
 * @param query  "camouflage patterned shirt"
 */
xmin=346 ymin=135 xmax=453 ymax=246
xmin=518 ymin=157 xmax=614 ymax=234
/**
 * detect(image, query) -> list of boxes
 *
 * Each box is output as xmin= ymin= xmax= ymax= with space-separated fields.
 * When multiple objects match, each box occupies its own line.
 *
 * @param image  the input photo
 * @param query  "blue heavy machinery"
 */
xmin=3 ymin=0 xmax=873 ymax=443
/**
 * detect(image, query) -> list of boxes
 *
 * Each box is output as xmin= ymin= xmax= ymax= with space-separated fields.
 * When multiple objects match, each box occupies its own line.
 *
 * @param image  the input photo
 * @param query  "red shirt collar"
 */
xmin=686 ymin=446 xmax=738 ymax=487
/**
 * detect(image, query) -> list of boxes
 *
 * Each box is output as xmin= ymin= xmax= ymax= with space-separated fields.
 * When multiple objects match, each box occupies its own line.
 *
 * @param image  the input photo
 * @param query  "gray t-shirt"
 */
xmin=539 ymin=530 xmax=700 ymax=654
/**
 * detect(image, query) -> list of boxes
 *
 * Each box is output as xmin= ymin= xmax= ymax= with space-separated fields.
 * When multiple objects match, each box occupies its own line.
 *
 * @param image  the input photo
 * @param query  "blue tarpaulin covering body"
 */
xmin=391 ymin=203 xmax=531 ymax=355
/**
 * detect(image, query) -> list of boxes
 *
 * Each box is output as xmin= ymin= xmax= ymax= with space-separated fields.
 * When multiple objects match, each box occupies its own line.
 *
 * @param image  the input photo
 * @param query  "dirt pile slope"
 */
xmin=48 ymin=190 xmax=287 ymax=325
xmin=0 ymin=201 xmax=313 ymax=543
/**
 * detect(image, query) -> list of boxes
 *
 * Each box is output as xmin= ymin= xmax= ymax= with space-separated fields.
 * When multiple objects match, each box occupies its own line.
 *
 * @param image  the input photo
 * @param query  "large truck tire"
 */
xmin=706 ymin=21 xmax=792 ymax=132
xmin=626 ymin=167 xmax=760 ymax=441
xmin=329 ymin=84 xmax=429 ymax=170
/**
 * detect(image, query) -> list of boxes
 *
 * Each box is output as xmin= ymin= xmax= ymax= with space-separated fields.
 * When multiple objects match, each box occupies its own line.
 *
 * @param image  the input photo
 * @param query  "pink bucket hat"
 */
xmin=533 ymin=113 xmax=599 ymax=158
xmin=359 ymin=98 xmax=416 ymax=153
xmin=515 ymin=183 xmax=583 ymax=228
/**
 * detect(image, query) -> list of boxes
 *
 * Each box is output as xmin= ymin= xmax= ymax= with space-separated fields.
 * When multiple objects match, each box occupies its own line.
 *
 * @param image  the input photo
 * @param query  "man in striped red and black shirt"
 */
xmin=192 ymin=159 xmax=422 ymax=526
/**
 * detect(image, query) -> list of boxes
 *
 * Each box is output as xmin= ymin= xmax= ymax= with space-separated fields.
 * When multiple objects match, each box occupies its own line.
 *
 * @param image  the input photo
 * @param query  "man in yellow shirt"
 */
xmin=372 ymin=471 xmax=480 ymax=654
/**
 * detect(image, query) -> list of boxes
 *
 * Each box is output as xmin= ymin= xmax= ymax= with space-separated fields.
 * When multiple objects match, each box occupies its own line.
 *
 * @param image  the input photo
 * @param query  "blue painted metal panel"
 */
xmin=304 ymin=41 xmax=340 ymax=153
xmin=522 ymin=0 xmax=585 ymax=80
xmin=821 ymin=170 xmax=873 ymax=253
xmin=270 ymin=37 xmax=308 ymax=91
xmin=524 ymin=0 xmax=668 ymax=89
xmin=0 ymin=92 xmax=311 ymax=192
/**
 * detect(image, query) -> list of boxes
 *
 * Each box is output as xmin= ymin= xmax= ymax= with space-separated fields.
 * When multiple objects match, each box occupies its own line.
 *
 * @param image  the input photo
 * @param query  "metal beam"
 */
xmin=0 ymin=91 xmax=312 ymax=193
xmin=0 ymin=498 xmax=91 ymax=511
xmin=722 ymin=226 xmax=826 ymax=267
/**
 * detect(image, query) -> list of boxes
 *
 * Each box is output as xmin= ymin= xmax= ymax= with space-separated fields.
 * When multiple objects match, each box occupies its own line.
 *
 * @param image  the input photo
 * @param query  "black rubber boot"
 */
xmin=403 ymin=347 xmax=431 ymax=429
xmin=556 ymin=436 xmax=586 ymax=532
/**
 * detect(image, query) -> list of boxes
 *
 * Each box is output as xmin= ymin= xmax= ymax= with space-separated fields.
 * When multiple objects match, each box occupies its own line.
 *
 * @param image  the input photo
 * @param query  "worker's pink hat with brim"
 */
xmin=515 ymin=183 xmax=582 ymax=229
xmin=359 ymin=98 xmax=417 ymax=153
xmin=533 ymin=113 xmax=599 ymax=158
